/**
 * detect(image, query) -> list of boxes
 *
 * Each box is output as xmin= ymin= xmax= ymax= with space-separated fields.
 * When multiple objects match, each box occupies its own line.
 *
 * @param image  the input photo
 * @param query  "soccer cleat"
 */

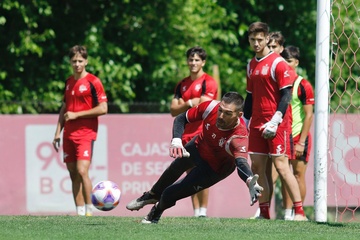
xmin=254 ymin=215 xmax=270 ymax=220
xmin=293 ymin=214 xmax=308 ymax=221
xmin=126 ymin=191 xmax=159 ymax=211
xmin=141 ymin=204 xmax=163 ymax=224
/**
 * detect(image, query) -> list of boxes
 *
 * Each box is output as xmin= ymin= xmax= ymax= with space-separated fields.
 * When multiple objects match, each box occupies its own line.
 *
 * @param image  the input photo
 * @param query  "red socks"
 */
xmin=293 ymin=201 xmax=305 ymax=216
xmin=259 ymin=202 xmax=270 ymax=219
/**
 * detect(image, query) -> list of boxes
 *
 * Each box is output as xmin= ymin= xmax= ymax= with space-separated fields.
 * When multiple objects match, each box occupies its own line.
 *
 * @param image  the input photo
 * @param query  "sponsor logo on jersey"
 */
xmin=240 ymin=146 xmax=246 ymax=152
xmin=205 ymin=123 xmax=210 ymax=130
xmin=276 ymin=145 xmax=282 ymax=155
xmin=284 ymin=70 xmax=289 ymax=78
xmin=83 ymin=150 xmax=89 ymax=157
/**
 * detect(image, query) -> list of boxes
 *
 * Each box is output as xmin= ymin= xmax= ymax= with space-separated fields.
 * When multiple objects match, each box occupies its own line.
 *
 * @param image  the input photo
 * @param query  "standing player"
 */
xmin=126 ymin=92 xmax=263 ymax=224
xmin=242 ymin=22 xmax=307 ymax=220
xmin=52 ymin=45 xmax=108 ymax=216
xmin=253 ymin=31 xmax=287 ymax=218
xmin=170 ymin=46 xmax=218 ymax=217
xmin=281 ymin=46 xmax=314 ymax=220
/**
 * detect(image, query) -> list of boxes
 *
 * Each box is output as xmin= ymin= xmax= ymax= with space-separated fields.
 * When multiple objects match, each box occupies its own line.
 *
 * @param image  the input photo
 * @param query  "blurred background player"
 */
xmin=53 ymin=45 xmax=108 ymax=216
xmin=243 ymin=22 xmax=307 ymax=220
xmin=170 ymin=46 xmax=218 ymax=217
xmin=126 ymin=92 xmax=263 ymax=224
xmin=281 ymin=45 xmax=314 ymax=220
xmin=268 ymin=31 xmax=285 ymax=55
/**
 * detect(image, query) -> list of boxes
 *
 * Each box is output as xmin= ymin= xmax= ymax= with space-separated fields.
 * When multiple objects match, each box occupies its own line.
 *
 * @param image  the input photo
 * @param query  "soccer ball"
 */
xmin=91 ymin=180 xmax=121 ymax=211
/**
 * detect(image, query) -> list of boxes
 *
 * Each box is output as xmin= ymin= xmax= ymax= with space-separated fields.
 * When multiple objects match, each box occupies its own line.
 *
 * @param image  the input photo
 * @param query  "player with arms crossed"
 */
xmin=127 ymin=92 xmax=263 ymax=223
xmin=281 ymin=46 xmax=315 ymax=220
xmin=243 ymin=22 xmax=307 ymax=220
xmin=170 ymin=46 xmax=218 ymax=217
xmin=53 ymin=45 xmax=108 ymax=216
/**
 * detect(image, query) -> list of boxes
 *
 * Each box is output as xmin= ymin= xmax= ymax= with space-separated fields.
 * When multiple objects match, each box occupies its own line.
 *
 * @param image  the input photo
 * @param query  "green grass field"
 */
xmin=1 ymin=215 xmax=360 ymax=240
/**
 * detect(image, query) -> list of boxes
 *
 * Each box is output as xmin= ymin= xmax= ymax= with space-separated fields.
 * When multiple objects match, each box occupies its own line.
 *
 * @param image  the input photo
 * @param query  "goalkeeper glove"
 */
xmin=169 ymin=138 xmax=190 ymax=158
xmin=246 ymin=174 xmax=263 ymax=206
xmin=259 ymin=111 xmax=283 ymax=139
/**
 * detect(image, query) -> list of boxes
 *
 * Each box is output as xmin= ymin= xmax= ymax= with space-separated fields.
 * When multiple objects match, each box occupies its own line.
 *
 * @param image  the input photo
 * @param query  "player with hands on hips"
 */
xmin=126 ymin=92 xmax=263 ymax=223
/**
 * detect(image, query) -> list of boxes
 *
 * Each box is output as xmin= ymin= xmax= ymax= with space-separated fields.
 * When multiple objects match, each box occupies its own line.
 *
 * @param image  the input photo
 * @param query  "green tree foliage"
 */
xmin=330 ymin=0 xmax=359 ymax=113
xmin=0 ymin=0 xmax=342 ymax=114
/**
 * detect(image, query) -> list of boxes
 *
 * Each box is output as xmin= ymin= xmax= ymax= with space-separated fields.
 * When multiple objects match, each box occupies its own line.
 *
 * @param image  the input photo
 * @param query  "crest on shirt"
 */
xmin=195 ymin=84 xmax=201 ymax=92
xmin=261 ymin=64 xmax=269 ymax=75
xmin=219 ymin=137 xmax=226 ymax=147
xmin=79 ymin=84 xmax=87 ymax=93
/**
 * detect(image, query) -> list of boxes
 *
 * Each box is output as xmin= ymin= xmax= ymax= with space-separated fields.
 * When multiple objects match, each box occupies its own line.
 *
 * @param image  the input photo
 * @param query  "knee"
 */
xmin=76 ymin=167 xmax=89 ymax=178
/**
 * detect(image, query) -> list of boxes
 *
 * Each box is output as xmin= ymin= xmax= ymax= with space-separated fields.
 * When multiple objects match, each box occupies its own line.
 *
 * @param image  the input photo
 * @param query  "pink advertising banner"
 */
xmin=0 ymin=114 xmax=358 ymax=218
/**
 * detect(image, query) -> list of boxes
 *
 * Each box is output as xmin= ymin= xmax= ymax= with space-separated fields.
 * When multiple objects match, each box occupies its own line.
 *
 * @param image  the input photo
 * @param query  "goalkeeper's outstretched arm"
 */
xmin=172 ymin=112 xmax=188 ymax=139
xmin=235 ymin=157 xmax=253 ymax=182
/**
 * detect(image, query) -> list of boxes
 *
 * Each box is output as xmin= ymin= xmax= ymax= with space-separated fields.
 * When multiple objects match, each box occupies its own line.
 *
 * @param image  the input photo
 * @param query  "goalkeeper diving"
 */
xmin=126 ymin=92 xmax=263 ymax=223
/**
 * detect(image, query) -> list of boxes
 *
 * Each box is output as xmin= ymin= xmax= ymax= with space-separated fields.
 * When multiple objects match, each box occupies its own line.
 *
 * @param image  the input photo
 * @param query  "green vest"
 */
xmin=291 ymin=76 xmax=304 ymax=136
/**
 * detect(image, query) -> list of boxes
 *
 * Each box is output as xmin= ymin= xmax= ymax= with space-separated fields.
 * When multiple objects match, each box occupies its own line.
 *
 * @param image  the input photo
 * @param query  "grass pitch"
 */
xmin=0 ymin=215 xmax=359 ymax=240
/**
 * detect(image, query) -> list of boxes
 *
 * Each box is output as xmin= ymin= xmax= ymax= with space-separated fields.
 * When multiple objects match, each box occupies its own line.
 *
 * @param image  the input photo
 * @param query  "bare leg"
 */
xmin=291 ymin=160 xmax=307 ymax=202
xmin=77 ymin=160 xmax=92 ymax=205
xmin=67 ymin=162 xmax=85 ymax=215
xmin=272 ymin=155 xmax=301 ymax=204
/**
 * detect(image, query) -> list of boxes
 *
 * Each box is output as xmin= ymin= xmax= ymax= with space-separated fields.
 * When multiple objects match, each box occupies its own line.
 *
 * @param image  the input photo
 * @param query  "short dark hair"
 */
xmin=222 ymin=91 xmax=244 ymax=112
xmin=269 ymin=31 xmax=285 ymax=46
xmin=186 ymin=46 xmax=207 ymax=60
xmin=280 ymin=45 xmax=300 ymax=60
xmin=68 ymin=45 xmax=88 ymax=59
xmin=248 ymin=22 xmax=269 ymax=36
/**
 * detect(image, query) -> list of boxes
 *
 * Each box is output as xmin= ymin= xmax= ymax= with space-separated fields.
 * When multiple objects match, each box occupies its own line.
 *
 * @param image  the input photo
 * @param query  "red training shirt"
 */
xmin=63 ymin=73 xmax=107 ymax=140
xmin=186 ymin=100 xmax=248 ymax=174
xmin=173 ymin=73 xmax=218 ymax=144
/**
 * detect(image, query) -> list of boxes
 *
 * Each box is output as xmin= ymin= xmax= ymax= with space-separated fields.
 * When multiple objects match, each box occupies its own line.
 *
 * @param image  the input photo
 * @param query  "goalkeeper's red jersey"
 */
xmin=173 ymin=73 xmax=218 ymax=144
xmin=186 ymin=100 xmax=248 ymax=174
xmin=246 ymin=52 xmax=295 ymax=128
xmin=63 ymin=73 xmax=107 ymax=140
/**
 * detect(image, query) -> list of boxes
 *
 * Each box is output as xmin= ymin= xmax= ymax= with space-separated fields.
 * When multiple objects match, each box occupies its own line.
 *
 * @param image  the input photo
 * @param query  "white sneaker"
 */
xmin=293 ymin=214 xmax=308 ymax=221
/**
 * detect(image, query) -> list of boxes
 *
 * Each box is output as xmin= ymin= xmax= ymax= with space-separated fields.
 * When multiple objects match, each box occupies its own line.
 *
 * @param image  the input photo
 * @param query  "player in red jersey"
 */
xmin=253 ymin=31 xmax=289 ymax=218
xmin=170 ymin=46 xmax=218 ymax=217
xmin=126 ymin=92 xmax=263 ymax=224
xmin=281 ymin=46 xmax=315 ymax=220
xmin=243 ymin=22 xmax=307 ymax=220
xmin=52 ymin=45 xmax=108 ymax=216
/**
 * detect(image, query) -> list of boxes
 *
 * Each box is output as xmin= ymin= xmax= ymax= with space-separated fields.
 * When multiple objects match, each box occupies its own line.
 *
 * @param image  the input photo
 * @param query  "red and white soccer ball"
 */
xmin=91 ymin=180 xmax=121 ymax=211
